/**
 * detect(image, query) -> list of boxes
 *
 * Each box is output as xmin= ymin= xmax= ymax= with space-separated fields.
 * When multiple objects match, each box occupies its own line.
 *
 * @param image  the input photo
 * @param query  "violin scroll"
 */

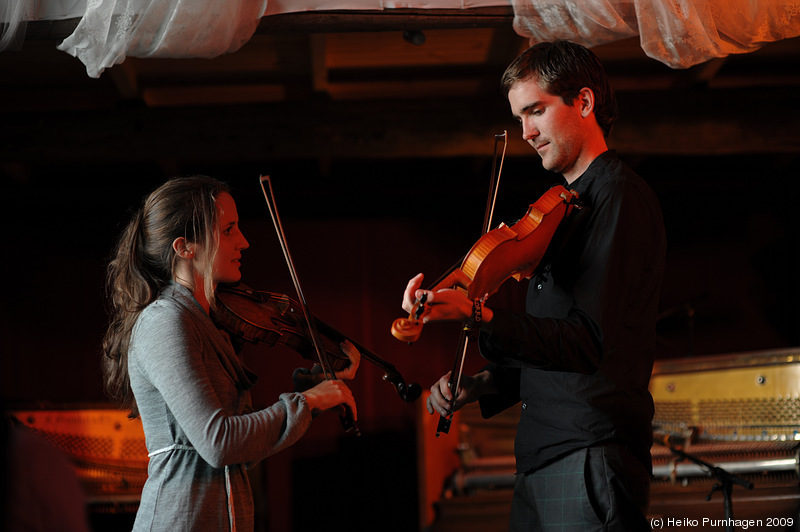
xmin=390 ymin=292 xmax=429 ymax=343
xmin=390 ymin=317 xmax=421 ymax=343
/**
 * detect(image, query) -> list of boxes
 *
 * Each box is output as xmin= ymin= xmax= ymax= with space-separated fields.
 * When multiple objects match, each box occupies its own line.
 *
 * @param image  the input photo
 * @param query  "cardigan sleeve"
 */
xmin=130 ymin=301 xmax=313 ymax=468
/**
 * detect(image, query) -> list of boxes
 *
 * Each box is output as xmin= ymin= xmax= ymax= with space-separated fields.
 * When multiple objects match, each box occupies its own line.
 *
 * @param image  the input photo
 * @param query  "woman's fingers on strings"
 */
xmin=338 ymin=340 xmax=361 ymax=379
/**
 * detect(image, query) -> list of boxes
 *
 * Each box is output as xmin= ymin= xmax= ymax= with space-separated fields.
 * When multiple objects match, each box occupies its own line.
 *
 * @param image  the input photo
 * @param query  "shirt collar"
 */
xmin=565 ymin=149 xmax=616 ymax=192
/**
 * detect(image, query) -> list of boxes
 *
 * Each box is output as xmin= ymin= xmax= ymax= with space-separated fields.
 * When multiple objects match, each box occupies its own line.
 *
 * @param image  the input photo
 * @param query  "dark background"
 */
xmin=2 ymin=11 xmax=799 ymax=531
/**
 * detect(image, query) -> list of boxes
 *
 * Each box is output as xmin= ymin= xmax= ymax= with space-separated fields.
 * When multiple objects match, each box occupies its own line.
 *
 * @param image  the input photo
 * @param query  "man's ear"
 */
xmin=172 ymin=237 xmax=194 ymax=259
xmin=578 ymin=87 xmax=595 ymax=118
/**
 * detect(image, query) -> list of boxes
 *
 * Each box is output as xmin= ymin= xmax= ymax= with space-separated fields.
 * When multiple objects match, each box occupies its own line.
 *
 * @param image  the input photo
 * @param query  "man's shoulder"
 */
xmin=587 ymin=152 xmax=653 ymax=194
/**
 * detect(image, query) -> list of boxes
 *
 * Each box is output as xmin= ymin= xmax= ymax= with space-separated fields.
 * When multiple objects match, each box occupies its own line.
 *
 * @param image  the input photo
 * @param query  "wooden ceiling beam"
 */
xmin=256 ymin=8 xmax=515 ymax=33
xmin=2 ymin=88 xmax=798 ymax=165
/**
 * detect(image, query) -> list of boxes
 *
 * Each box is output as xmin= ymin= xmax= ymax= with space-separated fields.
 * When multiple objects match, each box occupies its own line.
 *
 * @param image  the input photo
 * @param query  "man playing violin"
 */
xmin=402 ymin=41 xmax=666 ymax=531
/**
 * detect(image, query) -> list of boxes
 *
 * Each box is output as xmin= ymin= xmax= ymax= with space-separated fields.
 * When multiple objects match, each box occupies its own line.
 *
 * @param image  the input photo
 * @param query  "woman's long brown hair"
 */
xmin=102 ymin=176 xmax=229 ymax=417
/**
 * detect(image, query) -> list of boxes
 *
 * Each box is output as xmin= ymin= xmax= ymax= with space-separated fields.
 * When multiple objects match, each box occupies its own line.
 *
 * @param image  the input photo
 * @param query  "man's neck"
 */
xmin=563 ymin=136 xmax=608 ymax=184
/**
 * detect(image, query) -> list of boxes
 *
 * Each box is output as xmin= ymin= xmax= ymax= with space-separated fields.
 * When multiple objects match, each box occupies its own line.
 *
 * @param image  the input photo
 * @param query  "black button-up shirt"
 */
xmin=478 ymin=150 xmax=667 ymax=474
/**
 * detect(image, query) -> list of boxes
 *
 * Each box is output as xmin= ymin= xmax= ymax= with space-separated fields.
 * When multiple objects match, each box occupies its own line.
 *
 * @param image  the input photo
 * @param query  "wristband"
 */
xmin=463 ymin=296 xmax=486 ymax=338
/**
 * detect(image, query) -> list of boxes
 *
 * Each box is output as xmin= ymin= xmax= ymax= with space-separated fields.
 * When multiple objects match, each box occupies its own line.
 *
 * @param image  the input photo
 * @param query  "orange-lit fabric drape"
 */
xmin=511 ymin=0 xmax=800 ymax=68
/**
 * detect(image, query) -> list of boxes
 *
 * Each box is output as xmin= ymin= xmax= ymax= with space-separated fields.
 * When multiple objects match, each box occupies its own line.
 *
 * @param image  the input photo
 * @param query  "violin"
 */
xmin=214 ymin=283 xmax=422 ymax=403
xmin=392 ymin=185 xmax=580 ymax=343
xmin=391 ymin=184 xmax=579 ymax=436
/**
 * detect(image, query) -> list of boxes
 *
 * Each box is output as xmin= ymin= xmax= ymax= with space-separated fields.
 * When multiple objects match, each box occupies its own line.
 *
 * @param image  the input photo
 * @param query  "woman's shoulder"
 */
xmin=129 ymin=291 xmax=204 ymax=371
xmin=134 ymin=286 xmax=201 ymax=339
xmin=140 ymin=287 xmax=187 ymax=319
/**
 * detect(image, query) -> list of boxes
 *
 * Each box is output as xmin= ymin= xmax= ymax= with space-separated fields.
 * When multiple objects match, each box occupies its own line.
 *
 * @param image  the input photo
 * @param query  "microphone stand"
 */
xmin=667 ymin=445 xmax=754 ymax=532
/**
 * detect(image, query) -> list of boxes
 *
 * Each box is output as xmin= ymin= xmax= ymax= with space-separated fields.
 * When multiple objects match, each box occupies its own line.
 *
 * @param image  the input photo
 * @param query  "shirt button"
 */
xmin=522 ymin=403 xmax=527 ymax=410
xmin=536 ymin=283 xmax=543 ymax=290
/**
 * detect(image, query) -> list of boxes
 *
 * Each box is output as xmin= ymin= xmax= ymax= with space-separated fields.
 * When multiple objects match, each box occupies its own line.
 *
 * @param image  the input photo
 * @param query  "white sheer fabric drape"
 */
xmin=56 ymin=0 xmax=267 ymax=77
xmin=51 ymin=0 xmax=504 ymax=77
xmin=1 ymin=0 xmax=35 ymax=51
xmin=511 ymin=0 xmax=800 ymax=68
xmin=7 ymin=0 xmax=800 ymax=76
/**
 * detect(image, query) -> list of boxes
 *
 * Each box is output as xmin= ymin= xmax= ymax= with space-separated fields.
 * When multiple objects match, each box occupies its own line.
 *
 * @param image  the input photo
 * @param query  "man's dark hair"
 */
xmin=501 ymin=40 xmax=618 ymax=136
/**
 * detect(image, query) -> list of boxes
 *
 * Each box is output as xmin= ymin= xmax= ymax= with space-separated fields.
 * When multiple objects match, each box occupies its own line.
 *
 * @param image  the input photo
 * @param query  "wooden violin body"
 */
xmin=214 ymin=283 xmax=421 ymax=403
xmin=391 ymin=185 xmax=579 ymax=343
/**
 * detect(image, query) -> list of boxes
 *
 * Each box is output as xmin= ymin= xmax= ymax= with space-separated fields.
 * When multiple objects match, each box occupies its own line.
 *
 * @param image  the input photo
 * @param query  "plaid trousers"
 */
xmin=508 ymin=442 xmax=650 ymax=532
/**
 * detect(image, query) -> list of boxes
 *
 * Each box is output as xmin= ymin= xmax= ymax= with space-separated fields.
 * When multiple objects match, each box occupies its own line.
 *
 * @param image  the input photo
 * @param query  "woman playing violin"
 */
xmin=402 ymin=41 xmax=666 ymax=531
xmin=103 ymin=176 xmax=360 ymax=531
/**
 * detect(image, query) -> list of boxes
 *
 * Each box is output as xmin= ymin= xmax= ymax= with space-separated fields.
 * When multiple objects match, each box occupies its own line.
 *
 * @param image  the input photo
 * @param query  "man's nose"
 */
xmin=521 ymin=119 xmax=537 ymax=141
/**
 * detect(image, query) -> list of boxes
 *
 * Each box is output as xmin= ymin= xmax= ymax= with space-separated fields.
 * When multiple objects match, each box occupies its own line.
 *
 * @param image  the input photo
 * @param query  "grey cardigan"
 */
xmin=129 ymin=282 xmax=311 ymax=531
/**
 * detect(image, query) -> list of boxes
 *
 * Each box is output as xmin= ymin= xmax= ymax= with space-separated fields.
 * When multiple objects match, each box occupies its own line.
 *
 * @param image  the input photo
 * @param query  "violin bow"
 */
xmin=436 ymin=130 xmax=507 ymax=437
xmin=259 ymin=175 xmax=360 ymax=436
xmin=481 ymin=130 xmax=507 ymax=236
